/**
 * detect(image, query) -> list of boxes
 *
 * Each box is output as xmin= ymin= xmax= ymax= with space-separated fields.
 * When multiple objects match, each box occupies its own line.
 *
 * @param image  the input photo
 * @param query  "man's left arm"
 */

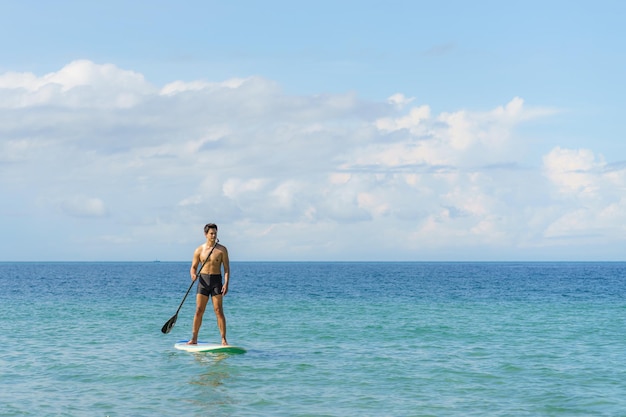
xmin=222 ymin=247 xmax=230 ymax=295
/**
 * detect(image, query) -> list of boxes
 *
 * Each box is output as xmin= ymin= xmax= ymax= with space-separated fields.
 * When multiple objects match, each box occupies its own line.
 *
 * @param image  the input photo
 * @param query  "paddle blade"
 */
xmin=161 ymin=314 xmax=177 ymax=334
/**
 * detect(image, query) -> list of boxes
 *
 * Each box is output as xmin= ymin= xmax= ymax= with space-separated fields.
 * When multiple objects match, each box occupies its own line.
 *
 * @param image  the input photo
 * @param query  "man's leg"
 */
xmin=212 ymin=295 xmax=227 ymax=345
xmin=188 ymin=293 xmax=209 ymax=344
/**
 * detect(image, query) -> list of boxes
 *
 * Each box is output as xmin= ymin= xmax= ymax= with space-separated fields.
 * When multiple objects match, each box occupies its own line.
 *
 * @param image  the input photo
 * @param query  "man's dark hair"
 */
xmin=204 ymin=223 xmax=218 ymax=234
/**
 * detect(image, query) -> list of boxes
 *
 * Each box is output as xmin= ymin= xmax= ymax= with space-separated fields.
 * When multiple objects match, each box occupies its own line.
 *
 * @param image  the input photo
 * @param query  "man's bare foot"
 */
xmin=187 ymin=339 xmax=198 ymax=345
xmin=222 ymin=338 xmax=228 ymax=346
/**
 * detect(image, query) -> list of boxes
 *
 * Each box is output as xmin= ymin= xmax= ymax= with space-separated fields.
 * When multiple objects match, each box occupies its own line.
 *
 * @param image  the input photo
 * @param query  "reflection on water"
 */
xmin=187 ymin=353 xmax=236 ymax=410
xmin=191 ymin=353 xmax=231 ymax=387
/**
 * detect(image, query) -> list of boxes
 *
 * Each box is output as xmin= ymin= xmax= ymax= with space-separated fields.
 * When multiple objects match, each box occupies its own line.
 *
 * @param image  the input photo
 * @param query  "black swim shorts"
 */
xmin=197 ymin=273 xmax=223 ymax=297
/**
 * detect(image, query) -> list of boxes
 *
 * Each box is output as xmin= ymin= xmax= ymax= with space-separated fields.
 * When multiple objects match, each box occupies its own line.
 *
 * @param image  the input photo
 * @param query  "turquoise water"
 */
xmin=1 ymin=262 xmax=625 ymax=416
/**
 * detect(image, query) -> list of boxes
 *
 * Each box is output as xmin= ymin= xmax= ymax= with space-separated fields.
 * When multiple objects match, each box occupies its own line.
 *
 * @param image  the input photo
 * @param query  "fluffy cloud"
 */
xmin=542 ymin=147 xmax=626 ymax=240
xmin=543 ymin=147 xmax=602 ymax=195
xmin=0 ymin=60 xmax=623 ymax=260
xmin=0 ymin=60 xmax=154 ymax=109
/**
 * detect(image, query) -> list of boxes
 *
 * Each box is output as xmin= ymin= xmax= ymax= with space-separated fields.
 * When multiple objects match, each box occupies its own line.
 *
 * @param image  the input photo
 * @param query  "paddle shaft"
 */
xmin=177 ymin=240 xmax=218 ymax=312
xmin=165 ymin=241 xmax=218 ymax=327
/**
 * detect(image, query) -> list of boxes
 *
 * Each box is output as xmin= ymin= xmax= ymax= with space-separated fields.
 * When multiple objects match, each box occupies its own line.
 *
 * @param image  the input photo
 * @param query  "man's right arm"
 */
xmin=190 ymin=248 xmax=200 ymax=280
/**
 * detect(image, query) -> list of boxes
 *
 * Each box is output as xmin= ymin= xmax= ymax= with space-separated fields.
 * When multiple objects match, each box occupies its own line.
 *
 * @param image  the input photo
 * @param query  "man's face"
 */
xmin=206 ymin=228 xmax=217 ymax=241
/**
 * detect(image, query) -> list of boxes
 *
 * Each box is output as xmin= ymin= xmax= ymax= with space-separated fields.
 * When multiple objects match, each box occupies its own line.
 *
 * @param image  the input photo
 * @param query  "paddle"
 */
xmin=161 ymin=241 xmax=218 ymax=334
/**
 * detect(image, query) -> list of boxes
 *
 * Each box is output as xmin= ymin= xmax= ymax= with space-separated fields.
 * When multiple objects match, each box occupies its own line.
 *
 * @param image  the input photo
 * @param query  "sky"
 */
xmin=1 ymin=0 xmax=625 ymax=261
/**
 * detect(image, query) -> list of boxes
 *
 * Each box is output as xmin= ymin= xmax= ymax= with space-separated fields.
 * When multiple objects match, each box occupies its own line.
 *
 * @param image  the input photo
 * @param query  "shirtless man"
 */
xmin=188 ymin=223 xmax=230 ymax=345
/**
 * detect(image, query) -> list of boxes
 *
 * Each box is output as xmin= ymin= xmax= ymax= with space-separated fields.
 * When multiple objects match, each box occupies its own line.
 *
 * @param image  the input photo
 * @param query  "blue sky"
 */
xmin=1 ymin=0 xmax=625 ymax=261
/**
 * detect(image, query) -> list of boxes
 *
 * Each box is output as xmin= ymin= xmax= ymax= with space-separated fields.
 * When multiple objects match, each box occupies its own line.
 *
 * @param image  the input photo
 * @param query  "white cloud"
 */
xmin=543 ymin=147 xmax=602 ymax=195
xmin=387 ymin=93 xmax=415 ymax=109
xmin=160 ymin=78 xmax=248 ymax=95
xmin=0 ymin=60 xmax=154 ymax=109
xmin=541 ymin=147 xmax=626 ymax=241
xmin=0 ymin=60 xmax=624 ymax=260
xmin=375 ymin=104 xmax=431 ymax=133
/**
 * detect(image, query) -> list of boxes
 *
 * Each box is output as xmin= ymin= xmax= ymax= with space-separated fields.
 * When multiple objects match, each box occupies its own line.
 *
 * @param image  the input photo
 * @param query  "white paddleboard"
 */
xmin=174 ymin=340 xmax=246 ymax=354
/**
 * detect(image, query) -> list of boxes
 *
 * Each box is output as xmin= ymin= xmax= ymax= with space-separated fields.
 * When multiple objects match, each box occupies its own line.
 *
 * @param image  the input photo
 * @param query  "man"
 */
xmin=188 ymin=223 xmax=230 ymax=346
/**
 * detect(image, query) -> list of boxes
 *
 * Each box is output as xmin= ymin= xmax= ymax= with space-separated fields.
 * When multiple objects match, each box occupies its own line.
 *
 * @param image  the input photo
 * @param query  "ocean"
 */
xmin=1 ymin=261 xmax=625 ymax=416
